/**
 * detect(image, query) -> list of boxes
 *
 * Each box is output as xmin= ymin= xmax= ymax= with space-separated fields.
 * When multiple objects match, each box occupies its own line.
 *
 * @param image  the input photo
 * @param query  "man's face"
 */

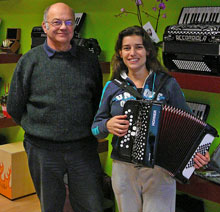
xmin=42 ymin=3 xmax=74 ymax=51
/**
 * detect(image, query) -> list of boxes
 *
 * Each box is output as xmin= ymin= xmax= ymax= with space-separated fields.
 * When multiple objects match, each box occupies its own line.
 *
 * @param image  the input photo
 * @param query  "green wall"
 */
xmin=0 ymin=0 xmax=220 ymax=211
xmin=0 ymin=0 xmax=220 ymax=61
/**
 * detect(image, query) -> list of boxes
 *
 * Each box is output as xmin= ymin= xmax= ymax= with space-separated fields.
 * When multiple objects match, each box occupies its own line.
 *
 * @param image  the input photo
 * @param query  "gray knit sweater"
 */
xmin=7 ymin=42 xmax=103 ymax=146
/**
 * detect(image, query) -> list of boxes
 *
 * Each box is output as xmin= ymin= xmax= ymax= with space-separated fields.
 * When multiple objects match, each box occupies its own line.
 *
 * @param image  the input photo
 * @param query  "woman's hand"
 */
xmin=106 ymin=115 xmax=129 ymax=137
xmin=193 ymin=151 xmax=210 ymax=169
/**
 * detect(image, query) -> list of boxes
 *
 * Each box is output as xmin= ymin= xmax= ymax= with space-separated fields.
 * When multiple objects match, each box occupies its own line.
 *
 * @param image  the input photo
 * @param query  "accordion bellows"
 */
xmin=118 ymin=100 xmax=218 ymax=184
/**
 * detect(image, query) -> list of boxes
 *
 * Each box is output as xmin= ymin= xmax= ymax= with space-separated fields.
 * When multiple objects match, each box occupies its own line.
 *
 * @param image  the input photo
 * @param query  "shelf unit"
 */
xmin=100 ymin=61 xmax=110 ymax=73
xmin=177 ymin=175 xmax=220 ymax=204
xmin=0 ymin=54 xmax=22 ymax=64
xmin=0 ymin=54 xmax=22 ymax=128
xmin=0 ymin=54 xmax=21 ymax=128
xmin=0 ymin=117 xmax=17 ymax=128
xmin=170 ymin=72 xmax=220 ymax=93
xmin=2 ymin=56 xmax=219 ymax=94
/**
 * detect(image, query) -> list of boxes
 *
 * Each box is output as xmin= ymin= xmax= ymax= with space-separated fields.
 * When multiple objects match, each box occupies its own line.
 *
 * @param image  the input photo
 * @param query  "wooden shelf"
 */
xmin=97 ymin=139 xmax=108 ymax=153
xmin=2 ymin=57 xmax=217 ymax=93
xmin=0 ymin=55 xmax=110 ymax=72
xmin=0 ymin=53 xmax=22 ymax=64
xmin=170 ymin=72 xmax=220 ymax=93
xmin=177 ymin=174 xmax=220 ymax=204
xmin=0 ymin=117 xmax=17 ymax=128
xmin=100 ymin=62 xmax=110 ymax=73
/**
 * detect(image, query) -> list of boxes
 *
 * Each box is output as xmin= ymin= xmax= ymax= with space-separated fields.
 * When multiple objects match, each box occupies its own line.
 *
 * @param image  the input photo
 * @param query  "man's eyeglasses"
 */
xmin=47 ymin=20 xmax=74 ymax=27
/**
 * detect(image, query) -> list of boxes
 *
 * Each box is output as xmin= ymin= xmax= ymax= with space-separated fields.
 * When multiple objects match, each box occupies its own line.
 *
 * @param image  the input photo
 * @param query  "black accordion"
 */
xmin=162 ymin=6 xmax=220 ymax=75
xmin=118 ymin=100 xmax=218 ymax=183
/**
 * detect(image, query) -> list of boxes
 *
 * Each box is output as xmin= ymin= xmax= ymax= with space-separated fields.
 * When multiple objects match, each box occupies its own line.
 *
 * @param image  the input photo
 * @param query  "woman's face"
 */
xmin=119 ymin=35 xmax=148 ymax=73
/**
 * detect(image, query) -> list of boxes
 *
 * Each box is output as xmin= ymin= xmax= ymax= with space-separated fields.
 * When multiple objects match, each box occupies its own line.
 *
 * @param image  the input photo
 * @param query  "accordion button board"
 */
xmin=182 ymin=133 xmax=214 ymax=180
xmin=132 ymin=103 xmax=152 ymax=165
xmin=119 ymin=102 xmax=144 ymax=161
xmin=119 ymin=100 xmax=160 ymax=168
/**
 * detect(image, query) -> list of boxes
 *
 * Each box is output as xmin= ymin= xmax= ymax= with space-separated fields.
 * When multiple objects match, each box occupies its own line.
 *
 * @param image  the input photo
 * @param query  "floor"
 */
xmin=0 ymin=185 xmax=113 ymax=212
xmin=0 ymin=193 xmax=41 ymax=212
xmin=0 ymin=187 xmax=75 ymax=212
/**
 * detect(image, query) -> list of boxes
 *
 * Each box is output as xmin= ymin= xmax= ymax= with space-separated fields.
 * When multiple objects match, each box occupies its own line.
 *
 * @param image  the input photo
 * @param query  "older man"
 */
xmin=7 ymin=2 xmax=104 ymax=212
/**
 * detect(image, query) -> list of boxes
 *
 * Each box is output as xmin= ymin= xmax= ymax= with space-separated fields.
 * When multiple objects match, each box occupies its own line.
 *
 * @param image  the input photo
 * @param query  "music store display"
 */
xmin=163 ymin=6 xmax=220 ymax=75
xmin=117 ymin=100 xmax=218 ymax=184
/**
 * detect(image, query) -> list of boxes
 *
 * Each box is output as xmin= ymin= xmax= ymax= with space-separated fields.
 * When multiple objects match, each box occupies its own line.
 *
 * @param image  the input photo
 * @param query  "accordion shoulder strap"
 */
xmin=112 ymin=79 xmax=143 ymax=99
xmin=112 ymin=73 xmax=171 ymax=100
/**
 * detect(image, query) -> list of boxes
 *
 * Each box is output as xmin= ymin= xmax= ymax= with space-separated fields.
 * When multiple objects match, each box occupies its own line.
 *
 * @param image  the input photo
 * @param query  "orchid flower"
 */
xmin=159 ymin=2 xmax=166 ymax=10
xmin=115 ymin=0 xmax=169 ymax=32
xmin=135 ymin=0 xmax=143 ymax=5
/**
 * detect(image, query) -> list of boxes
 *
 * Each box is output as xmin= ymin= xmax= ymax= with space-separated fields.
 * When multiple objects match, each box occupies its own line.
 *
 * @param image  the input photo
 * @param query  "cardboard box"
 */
xmin=0 ymin=142 xmax=35 ymax=199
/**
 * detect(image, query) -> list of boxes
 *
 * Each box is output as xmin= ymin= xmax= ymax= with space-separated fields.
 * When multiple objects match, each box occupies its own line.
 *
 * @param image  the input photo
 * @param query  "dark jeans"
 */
xmin=24 ymin=139 xmax=104 ymax=212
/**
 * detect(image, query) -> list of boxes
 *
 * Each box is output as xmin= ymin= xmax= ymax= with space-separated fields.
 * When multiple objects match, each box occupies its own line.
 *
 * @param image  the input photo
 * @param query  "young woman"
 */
xmin=91 ymin=26 xmax=209 ymax=212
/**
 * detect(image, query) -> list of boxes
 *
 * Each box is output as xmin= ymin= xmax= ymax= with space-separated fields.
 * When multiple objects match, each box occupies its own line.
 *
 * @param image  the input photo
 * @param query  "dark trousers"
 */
xmin=24 ymin=140 xmax=104 ymax=212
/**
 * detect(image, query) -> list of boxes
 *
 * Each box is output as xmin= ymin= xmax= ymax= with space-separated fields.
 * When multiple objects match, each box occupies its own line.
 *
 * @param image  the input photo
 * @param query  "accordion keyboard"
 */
xmin=178 ymin=7 xmax=220 ymax=24
xmin=74 ymin=13 xmax=86 ymax=35
xmin=186 ymin=101 xmax=210 ymax=121
xmin=75 ymin=13 xmax=85 ymax=26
